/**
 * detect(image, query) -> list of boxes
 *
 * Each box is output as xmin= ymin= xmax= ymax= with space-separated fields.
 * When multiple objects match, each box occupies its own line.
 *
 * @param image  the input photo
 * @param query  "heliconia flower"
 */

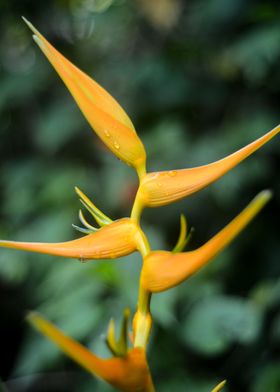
xmin=22 ymin=17 xmax=146 ymax=178
xmin=141 ymin=190 xmax=271 ymax=292
xmin=27 ymin=312 xmax=155 ymax=392
xmin=135 ymin=125 xmax=279 ymax=208
xmin=0 ymin=218 xmax=139 ymax=261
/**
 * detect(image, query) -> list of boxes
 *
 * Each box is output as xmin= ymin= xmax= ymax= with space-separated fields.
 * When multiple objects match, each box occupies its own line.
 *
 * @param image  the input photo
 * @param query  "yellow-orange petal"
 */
xmin=27 ymin=312 xmax=155 ymax=392
xmin=141 ymin=190 xmax=271 ymax=292
xmin=0 ymin=218 xmax=139 ymax=260
xmin=136 ymin=125 xmax=279 ymax=207
xmin=23 ymin=18 xmax=146 ymax=177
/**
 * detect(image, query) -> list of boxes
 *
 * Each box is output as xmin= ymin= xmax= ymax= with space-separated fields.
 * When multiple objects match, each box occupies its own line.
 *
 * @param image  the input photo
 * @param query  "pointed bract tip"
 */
xmin=26 ymin=311 xmax=41 ymax=327
xmin=22 ymin=16 xmax=39 ymax=35
xmin=251 ymin=189 xmax=273 ymax=211
xmin=211 ymin=380 xmax=227 ymax=392
xmin=25 ymin=309 xmax=35 ymax=319
xmin=257 ymin=189 xmax=273 ymax=202
xmin=32 ymin=34 xmax=39 ymax=42
xmin=75 ymin=186 xmax=84 ymax=198
xmin=21 ymin=16 xmax=30 ymax=25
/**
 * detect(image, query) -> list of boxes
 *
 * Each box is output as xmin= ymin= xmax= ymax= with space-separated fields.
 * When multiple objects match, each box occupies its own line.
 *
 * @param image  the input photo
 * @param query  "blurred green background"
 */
xmin=0 ymin=0 xmax=280 ymax=391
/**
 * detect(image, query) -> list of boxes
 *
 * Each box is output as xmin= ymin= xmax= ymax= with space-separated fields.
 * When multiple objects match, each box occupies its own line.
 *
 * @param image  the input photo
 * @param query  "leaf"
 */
xmin=182 ymin=295 xmax=263 ymax=355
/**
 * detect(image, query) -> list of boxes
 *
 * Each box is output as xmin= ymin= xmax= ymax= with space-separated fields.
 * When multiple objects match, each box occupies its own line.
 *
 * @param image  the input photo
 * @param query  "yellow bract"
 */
xmin=141 ymin=191 xmax=271 ymax=292
xmin=22 ymin=18 xmax=146 ymax=178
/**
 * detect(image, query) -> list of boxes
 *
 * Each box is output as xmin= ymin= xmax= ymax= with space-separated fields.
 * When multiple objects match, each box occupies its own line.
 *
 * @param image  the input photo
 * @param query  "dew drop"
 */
xmin=114 ymin=141 xmax=120 ymax=150
xmin=168 ymin=170 xmax=177 ymax=177
xmin=157 ymin=182 xmax=162 ymax=187
xmin=104 ymin=129 xmax=111 ymax=138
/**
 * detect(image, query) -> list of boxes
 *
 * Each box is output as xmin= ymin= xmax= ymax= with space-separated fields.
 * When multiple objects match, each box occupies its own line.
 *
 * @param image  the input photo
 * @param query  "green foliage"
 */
xmin=183 ymin=296 xmax=263 ymax=355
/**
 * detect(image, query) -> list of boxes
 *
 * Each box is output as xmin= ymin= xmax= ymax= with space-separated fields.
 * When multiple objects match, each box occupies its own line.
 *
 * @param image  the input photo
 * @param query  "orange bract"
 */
xmin=136 ymin=125 xmax=280 ymax=208
xmin=141 ymin=190 xmax=271 ymax=292
xmin=23 ymin=18 xmax=146 ymax=177
xmin=0 ymin=218 xmax=139 ymax=260
xmin=28 ymin=312 xmax=155 ymax=392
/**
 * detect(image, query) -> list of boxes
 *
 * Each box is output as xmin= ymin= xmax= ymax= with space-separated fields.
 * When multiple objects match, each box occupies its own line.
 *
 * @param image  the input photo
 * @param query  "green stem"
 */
xmin=133 ymin=228 xmax=153 ymax=348
xmin=133 ymin=287 xmax=152 ymax=348
xmin=131 ymin=187 xmax=145 ymax=224
xmin=130 ymin=179 xmax=153 ymax=349
xmin=136 ymin=161 xmax=147 ymax=182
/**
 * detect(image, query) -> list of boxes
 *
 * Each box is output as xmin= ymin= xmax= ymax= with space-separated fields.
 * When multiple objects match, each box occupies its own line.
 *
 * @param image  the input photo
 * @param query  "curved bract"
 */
xmin=0 ymin=218 xmax=139 ymax=260
xmin=141 ymin=191 xmax=272 ymax=292
xmin=136 ymin=125 xmax=280 ymax=208
xmin=22 ymin=18 xmax=146 ymax=178
xmin=28 ymin=313 xmax=155 ymax=392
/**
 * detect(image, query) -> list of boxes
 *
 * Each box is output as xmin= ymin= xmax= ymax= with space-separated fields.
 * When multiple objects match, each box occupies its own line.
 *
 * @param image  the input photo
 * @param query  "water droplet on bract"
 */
xmin=168 ymin=170 xmax=177 ymax=177
xmin=104 ymin=129 xmax=111 ymax=137
xmin=114 ymin=141 xmax=120 ymax=150
xmin=157 ymin=182 xmax=162 ymax=187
